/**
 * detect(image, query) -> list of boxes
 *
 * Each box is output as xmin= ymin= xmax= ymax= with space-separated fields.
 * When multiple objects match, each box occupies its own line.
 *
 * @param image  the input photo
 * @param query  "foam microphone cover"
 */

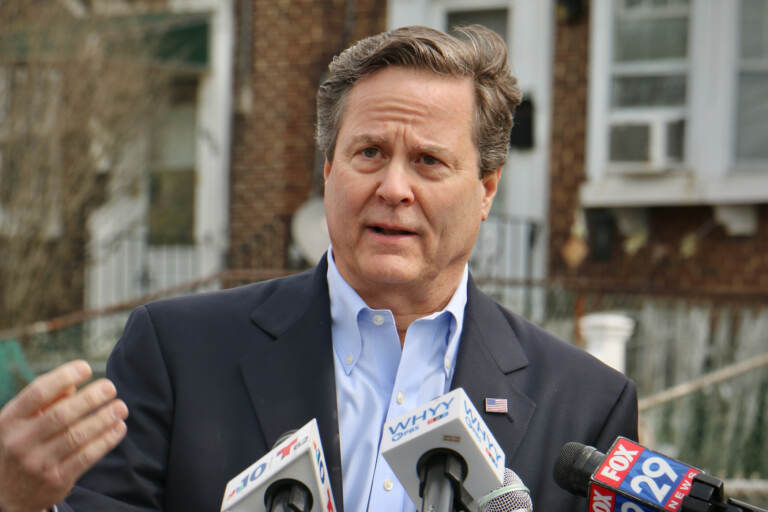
xmin=476 ymin=468 xmax=532 ymax=512
xmin=553 ymin=441 xmax=604 ymax=497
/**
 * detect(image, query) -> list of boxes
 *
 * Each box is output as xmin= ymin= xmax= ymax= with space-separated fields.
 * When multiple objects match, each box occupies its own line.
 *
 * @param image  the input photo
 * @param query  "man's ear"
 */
xmin=323 ymin=158 xmax=332 ymax=181
xmin=480 ymin=167 xmax=502 ymax=221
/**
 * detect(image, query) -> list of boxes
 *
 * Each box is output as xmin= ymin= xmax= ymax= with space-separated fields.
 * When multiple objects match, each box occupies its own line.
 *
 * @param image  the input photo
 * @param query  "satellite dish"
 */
xmin=291 ymin=196 xmax=330 ymax=264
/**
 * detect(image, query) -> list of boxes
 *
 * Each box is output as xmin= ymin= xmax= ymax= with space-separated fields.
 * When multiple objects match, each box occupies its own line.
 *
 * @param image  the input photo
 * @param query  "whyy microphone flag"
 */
xmin=381 ymin=387 xmax=505 ymax=508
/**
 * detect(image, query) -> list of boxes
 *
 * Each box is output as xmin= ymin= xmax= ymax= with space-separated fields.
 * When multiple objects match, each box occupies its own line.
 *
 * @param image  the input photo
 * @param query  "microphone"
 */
xmin=381 ymin=387 xmax=506 ymax=511
xmin=553 ymin=437 xmax=768 ymax=512
xmin=476 ymin=468 xmax=533 ymax=512
xmin=220 ymin=418 xmax=337 ymax=512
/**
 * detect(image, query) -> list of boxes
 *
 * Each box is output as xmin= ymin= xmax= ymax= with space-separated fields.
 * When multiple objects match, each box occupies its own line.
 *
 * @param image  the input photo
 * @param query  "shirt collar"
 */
xmin=436 ymin=264 xmax=467 ymax=383
xmin=327 ymin=248 xmax=368 ymax=374
xmin=326 ymin=246 xmax=468 ymax=377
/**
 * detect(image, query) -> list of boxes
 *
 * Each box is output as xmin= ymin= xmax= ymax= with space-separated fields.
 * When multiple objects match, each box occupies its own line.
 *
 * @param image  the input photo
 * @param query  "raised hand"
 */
xmin=0 ymin=360 xmax=128 ymax=512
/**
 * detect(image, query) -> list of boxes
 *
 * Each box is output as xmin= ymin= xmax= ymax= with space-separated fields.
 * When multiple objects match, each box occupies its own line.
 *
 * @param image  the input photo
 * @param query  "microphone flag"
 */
xmin=587 ymin=436 xmax=700 ymax=512
xmin=220 ymin=418 xmax=336 ymax=512
xmin=381 ymin=387 xmax=505 ymax=508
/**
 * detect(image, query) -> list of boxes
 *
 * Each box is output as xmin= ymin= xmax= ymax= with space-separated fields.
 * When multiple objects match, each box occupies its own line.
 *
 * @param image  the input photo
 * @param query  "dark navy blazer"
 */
xmin=63 ymin=257 xmax=637 ymax=511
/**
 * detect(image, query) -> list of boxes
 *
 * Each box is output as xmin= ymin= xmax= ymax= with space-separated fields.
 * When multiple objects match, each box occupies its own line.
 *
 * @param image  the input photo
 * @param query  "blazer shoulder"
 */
xmin=492 ymin=301 xmax=638 ymax=437
xmin=494 ymin=301 xmax=633 ymax=389
xmin=140 ymin=266 xmax=319 ymax=317
xmin=126 ymin=262 xmax=329 ymax=348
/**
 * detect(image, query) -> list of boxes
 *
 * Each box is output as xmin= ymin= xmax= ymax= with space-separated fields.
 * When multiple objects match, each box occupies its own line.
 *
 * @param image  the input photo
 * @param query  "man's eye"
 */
xmin=420 ymin=154 xmax=440 ymax=166
xmin=361 ymin=147 xmax=379 ymax=158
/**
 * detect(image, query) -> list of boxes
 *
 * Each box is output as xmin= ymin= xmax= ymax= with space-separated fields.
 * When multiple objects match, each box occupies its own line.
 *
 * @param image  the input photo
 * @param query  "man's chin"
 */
xmin=360 ymin=266 xmax=418 ymax=285
xmin=356 ymin=256 xmax=421 ymax=285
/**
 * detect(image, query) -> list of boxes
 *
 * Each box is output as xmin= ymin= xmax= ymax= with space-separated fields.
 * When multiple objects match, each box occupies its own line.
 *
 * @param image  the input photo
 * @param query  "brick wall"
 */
xmin=548 ymin=5 xmax=768 ymax=298
xmin=548 ymin=8 xmax=591 ymax=281
xmin=564 ymin=206 xmax=768 ymax=295
xmin=228 ymin=0 xmax=387 ymax=270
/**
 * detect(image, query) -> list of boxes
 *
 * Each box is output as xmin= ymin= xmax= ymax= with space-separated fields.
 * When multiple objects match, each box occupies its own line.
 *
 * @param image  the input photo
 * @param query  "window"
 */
xmin=584 ymin=0 xmax=768 ymax=207
xmin=148 ymin=76 xmax=198 ymax=246
xmin=608 ymin=0 xmax=689 ymax=170
xmin=446 ymin=8 xmax=508 ymax=39
xmin=735 ymin=0 xmax=768 ymax=163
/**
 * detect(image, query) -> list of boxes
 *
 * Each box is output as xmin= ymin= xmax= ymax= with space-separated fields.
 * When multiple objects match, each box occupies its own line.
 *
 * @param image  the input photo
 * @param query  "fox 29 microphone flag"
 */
xmin=570 ymin=436 xmax=700 ymax=512
xmin=555 ymin=437 xmax=768 ymax=512
xmin=220 ymin=418 xmax=336 ymax=512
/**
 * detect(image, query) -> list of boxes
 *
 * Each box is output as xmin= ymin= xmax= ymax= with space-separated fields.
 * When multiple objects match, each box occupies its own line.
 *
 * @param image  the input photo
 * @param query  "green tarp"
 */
xmin=0 ymin=339 xmax=35 ymax=407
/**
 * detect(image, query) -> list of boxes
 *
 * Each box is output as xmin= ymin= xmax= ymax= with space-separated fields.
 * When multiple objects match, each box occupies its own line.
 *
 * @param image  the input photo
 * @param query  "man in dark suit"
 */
xmin=0 ymin=25 xmax=636 ymax=512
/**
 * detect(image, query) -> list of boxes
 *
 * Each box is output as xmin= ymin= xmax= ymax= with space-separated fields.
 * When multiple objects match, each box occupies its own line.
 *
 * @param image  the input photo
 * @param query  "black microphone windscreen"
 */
xmin=553 ymin=442 xmax=605 ymax=498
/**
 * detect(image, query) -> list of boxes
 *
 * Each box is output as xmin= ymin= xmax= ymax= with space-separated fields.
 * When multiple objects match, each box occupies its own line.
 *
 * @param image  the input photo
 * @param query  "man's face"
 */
xmin=323 ymin=67 xmax=499 ymax=300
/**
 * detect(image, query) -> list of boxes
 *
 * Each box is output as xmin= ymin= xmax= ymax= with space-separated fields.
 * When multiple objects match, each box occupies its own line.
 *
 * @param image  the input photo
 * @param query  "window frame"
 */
xmin=425 ymin=0 xmax=515 ymax=38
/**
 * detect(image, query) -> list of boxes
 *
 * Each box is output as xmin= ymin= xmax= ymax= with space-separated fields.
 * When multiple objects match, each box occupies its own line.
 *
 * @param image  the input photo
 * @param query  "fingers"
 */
xmin=3 ymin=360 xmax=92 ymax=419
xmin=29 ymin=379 xmax=119 ymax=443
xmin=39 ymin=398 xmax=128 ymax=463
xmin=57 ymin=417 xmax=127 ymax=482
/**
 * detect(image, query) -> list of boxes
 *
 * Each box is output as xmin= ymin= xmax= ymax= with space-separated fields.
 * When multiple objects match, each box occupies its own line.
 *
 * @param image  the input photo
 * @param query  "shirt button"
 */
xmin=396 ymin=391 xmax=405 ymax=404
xmin=372 ymin=314 xmax=385 ymax=326
xmin=444 ymin=357 xmax=451 ymax=371
xmin=345 ymin=354 xmax=354 ymax=365
xmin=383 ymin=478 xmax=394 ymax=491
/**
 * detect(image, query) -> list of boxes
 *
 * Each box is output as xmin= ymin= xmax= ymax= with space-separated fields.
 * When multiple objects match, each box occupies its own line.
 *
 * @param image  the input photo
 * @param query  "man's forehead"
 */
xmin=339 ymin=68 xmax=475 ymax=130
xmin=349 ymin=66 xmax=474 ymax=100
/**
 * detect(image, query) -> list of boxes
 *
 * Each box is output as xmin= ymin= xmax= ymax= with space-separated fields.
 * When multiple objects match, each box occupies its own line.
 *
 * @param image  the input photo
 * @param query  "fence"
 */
xmin=482 ymin=279 xmax=768 ymax=505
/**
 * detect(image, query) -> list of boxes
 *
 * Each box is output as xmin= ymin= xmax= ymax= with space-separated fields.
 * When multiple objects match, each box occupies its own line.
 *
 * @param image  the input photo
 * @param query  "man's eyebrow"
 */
xmin=414 ymin=143 xmax=452 ymax=156
xmin=348 ymin=134 xmax=387 ymax=147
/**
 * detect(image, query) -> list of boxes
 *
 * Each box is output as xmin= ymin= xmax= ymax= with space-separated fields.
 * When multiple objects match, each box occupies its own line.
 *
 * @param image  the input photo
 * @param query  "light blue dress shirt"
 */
xmin=326 ymin=248 xmax=468 ymax=512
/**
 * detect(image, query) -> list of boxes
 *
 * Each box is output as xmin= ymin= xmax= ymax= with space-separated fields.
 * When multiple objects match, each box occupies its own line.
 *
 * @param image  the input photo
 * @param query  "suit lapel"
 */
xmin=452 ymin=276 xmax=536 ymax=463
xmin=238 ymin=259 xmax=345 ymax=511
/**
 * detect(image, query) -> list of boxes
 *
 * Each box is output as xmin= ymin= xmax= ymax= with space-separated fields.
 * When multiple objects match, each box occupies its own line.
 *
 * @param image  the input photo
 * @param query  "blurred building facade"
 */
xmin=550 ymin=0 xmax=768 ymax=298
xmin=545 ymin=0 xmax=768 ymax=488
xmin=85 ymin=0 xmax=233 ymax=311
xmin=228 ymin=0 xmax=768 ymax=305
xmin=2 ymin=0 xmax=765 ymax=350
xmin=2 ymin=0 xmax=765 ymax=346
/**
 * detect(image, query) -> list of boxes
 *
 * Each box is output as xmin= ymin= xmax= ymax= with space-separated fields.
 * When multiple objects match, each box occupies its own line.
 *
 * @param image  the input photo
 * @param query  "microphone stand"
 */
xmin=417 ymin=450 xmax=474 ymax=512
xmin=683 ymin=474 xmax=768 ymax=512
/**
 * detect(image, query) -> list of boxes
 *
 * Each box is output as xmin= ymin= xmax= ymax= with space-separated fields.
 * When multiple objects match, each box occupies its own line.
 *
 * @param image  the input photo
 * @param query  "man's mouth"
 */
xmin=370 ymin=225 xmax=415 ymax=236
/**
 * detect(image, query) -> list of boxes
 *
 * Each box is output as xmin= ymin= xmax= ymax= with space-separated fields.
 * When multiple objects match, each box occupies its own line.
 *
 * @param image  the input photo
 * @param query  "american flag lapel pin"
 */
xmin=485 ymin=397 xmax=508 ymax=414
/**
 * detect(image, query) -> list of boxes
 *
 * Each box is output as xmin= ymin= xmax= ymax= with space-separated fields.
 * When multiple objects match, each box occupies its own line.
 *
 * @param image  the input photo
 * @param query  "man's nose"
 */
xmin=375 ymin=160 xmax=415 ymax=206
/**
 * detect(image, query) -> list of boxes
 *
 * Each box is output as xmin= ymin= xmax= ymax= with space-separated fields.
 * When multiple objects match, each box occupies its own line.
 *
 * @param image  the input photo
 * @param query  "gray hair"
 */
xmin=315 ymin=25 xmax=522 ymax=177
